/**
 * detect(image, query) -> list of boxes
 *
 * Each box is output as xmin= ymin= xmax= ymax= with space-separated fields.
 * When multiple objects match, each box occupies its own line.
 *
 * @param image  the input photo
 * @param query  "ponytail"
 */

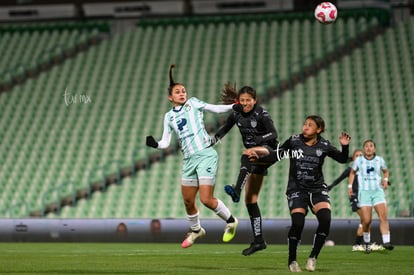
xmin=168 ymin=64 xmax=179 ymax=95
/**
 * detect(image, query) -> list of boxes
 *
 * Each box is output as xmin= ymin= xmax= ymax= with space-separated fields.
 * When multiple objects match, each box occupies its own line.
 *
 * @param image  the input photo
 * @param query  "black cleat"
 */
xmin=224 ymin=185 xmax=240 ymax=203
xmin=383 ymin=243 xmax=394 ymax=250
xmin=242 ymin=242 xmax=267 ymax=256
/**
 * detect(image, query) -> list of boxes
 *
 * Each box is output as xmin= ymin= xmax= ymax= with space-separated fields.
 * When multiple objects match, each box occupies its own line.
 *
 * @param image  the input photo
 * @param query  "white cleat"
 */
xmin=306 ymin=257 xmax=316 ymax=272
xmin=288 ymin=261 xmax=302 ymax=272
xmin=352 ymin=244 xmax=365 ymax=252
xmin=181 ymin=228 xmax=206 ymax=248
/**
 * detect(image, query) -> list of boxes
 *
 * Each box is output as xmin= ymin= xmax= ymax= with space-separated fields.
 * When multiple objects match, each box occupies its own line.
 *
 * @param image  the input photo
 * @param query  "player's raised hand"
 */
xmin=339 ymin=132 xmax=351 ymax=146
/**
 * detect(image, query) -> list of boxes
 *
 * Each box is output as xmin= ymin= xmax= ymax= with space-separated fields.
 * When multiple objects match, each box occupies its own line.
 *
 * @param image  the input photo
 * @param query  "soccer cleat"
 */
xmin=181 ymin=228 xmax=206 ymax=248
xmin=288 ymin=261 xmax=302 ymax=272
xmin=383 ymin=243 xmax=394 ymax=250
xmin=223 ymin=217 xmax=238 ymax=242
xmin=242 ymin=241 xmax=267 ymax=256
xmin=352 ymin=244 xmax=365 ymax=252
xmin=364 ymin=243 xmax=371 ymax=254
xmin=224 ymin=185 xmax=240 ymax=203
xmin=370 ymin=242 xmax=385 ymax=251
xmin=305 ymin=257 xmax=316 ymax=272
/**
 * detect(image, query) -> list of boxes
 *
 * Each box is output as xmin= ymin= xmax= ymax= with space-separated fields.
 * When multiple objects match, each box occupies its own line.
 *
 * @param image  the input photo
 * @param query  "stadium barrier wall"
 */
xmin=1 ymin=218 xmax=413 ymax=245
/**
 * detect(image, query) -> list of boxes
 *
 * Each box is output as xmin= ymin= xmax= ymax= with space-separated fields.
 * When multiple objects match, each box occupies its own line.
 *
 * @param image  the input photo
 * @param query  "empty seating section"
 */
xmin=53 ymin=156 xmax=184 ymax=218
xmin=0 ymin=12 xmax=411 ymax=219
xmin=0 ymin=22 xmax=107 ymax=88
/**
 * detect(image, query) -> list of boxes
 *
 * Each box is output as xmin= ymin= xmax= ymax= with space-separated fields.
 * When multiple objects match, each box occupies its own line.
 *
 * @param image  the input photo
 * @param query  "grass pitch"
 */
xmin=0 ymin=243 xmax=412 ymax=274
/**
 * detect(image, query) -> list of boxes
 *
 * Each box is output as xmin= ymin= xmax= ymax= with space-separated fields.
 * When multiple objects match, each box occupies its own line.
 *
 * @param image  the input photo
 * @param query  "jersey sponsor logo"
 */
xmin=287 ymin=191 xmax=300 ymax=200
xmin=366 ymin=166 xmax=375 ymax=174
xmin=176 ymin=118 xmax=187 ymax=131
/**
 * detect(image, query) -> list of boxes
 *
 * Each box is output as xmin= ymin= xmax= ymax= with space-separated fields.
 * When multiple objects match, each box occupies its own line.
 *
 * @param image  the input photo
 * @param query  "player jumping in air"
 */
xmin=214 ymin=84 xmax=279 ymax=256
xmin=146 ymin=64 xmax=238 ymax=248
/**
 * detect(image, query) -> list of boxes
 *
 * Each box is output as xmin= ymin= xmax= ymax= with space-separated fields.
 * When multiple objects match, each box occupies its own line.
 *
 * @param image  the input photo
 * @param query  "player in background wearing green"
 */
xmin=146 ymin=65 xmax=238 ymax=248
xmin=328 ymin=149 xmax=386 ymax=252
xmin=348 ymin=139 xmax=394 ymax=253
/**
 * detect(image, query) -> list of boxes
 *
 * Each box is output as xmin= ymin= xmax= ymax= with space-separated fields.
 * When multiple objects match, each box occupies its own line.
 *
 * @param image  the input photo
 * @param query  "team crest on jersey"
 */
xmin=316 ymin=149 xmax=323 ymax=157
xmin=184 ymin=103 xmax=192 ymax=112
xmin=251 ymin=119 xmax=257 ymax=128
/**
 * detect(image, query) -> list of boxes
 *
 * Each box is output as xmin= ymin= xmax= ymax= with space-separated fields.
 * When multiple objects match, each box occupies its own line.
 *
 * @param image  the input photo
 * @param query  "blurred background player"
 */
xmin=214 ymin=84 xmax=279 ymax=256
xmin=146 ymin=64 xmax=238 ymax=248
xmin=348 ymin=139 xmax=394 ymax=253
xmin=328 ymin=149 xmax=365 ymax=250
xmin=243 ymin=115 xmax=351 ymax=272
xmin=328 ymin=149 xmax=385 ymax=251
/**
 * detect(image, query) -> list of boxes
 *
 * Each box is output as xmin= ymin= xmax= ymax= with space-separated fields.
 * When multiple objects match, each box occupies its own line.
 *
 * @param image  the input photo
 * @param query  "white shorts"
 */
xmin=181 ymin=147 xmax=217 ymax=187
xmin=358 ymin=189 xmax=386 ymax=207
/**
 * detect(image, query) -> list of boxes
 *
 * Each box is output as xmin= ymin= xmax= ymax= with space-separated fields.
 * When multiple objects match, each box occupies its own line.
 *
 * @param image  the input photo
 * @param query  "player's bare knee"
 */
xmin=199 ymin=197 xmax=214 ymax=209
xmin=183 ymin=199 xmax=196 ymax=210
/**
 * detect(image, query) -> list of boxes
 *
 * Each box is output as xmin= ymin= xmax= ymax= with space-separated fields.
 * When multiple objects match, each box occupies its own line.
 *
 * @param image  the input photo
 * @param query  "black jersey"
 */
xmin=328 ymin=166 xmax=359 ymax=193
xmin=280 ymin=134 xmax=349 ymax=194
xmin=215 ymin=105 xmax=278 ymax=149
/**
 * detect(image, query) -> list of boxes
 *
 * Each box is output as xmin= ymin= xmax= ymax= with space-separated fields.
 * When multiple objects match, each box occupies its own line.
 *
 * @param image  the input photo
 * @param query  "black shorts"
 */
xmin=251 ymin=162 xmax=272 ymax=176
xmin=252 ymin=145 xmax=277 ymax=175
xmin=258 ymin=145 xmax=279 ymax=165
xmin=286 ymin=190 xmax=330 ymax=213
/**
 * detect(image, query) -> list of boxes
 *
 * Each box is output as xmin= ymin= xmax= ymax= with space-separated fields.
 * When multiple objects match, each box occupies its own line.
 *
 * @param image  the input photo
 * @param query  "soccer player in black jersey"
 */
xmin=214 ymin=84 xmax=279 ymax=256
xmin=244 ymin=115 xmax=351 ymax=272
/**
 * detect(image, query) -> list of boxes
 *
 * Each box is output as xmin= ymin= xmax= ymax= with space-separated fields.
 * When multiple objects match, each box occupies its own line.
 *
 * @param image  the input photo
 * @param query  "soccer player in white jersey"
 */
xmin=146 ymin=64 xmax=238 ymax=248
xmin=348 ymin=139 xmax=394 ymax=253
